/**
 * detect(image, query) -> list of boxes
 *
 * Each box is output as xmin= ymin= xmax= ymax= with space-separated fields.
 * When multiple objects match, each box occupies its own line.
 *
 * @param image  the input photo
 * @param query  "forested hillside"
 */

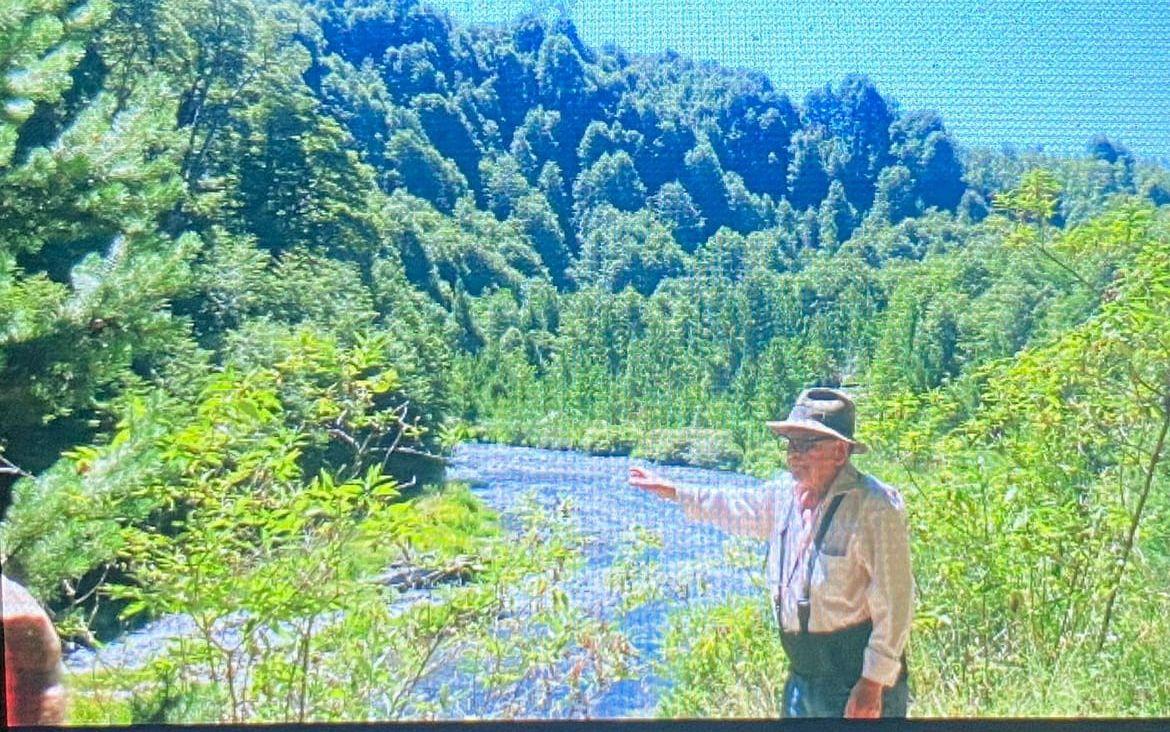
xmin=3 ymin=0 xmax=1169 ymax=720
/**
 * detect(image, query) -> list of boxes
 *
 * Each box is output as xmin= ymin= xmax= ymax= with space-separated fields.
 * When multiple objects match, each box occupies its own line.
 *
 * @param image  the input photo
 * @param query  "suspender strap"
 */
xmin=798 ymin=492 xmax=847 ymax=634
xmin=776 ymin=497 xmax=794 ymax=587
xmin=816 ymin=493 xmax=847 ymax=547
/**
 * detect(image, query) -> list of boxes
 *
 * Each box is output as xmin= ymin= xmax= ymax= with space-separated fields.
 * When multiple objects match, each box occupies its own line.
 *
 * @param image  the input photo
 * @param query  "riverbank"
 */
xmin=466 ymin=417 xmax=748 ymax=472
xmin=63 ymin=482 xmax=503 ymax=724
xmin=58 ymin=435 xmax=1170 ymax=721
xmin=62 ymin=443 xmax=768 ymax=722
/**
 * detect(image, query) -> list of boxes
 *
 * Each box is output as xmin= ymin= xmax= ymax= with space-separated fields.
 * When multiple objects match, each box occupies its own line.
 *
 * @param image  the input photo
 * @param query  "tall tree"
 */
xmin=786 ymin=128 xmax=830 ymax=211
xmin=803 ymin=75 xmax=893 ymax=211
xmin=571 ymin=150 xmax=647 ymax=223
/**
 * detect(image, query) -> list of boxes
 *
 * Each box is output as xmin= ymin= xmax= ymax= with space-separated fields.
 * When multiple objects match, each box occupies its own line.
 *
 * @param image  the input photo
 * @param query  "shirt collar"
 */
xmin=825 ymin=462 xmax=861 ymax=499
xmin=780 ymin=462 xmax=861 ymax=517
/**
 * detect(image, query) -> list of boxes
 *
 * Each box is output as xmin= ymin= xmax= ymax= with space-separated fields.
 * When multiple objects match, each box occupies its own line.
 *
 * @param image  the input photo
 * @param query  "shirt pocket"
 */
xmin=812 ymin=552 xmax=854 ymax=603
xmin=819 ymin=519 xmax=854 ymax=557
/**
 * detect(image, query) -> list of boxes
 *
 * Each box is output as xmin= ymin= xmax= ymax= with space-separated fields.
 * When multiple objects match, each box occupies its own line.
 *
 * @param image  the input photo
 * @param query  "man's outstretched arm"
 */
xmin=628 ymin=466 xmax=779 ymax=540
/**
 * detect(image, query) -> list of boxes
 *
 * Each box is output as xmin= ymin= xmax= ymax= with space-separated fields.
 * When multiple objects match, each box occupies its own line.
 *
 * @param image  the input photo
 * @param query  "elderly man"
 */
xmin=628 ymin=387 xmax=912 ymax=718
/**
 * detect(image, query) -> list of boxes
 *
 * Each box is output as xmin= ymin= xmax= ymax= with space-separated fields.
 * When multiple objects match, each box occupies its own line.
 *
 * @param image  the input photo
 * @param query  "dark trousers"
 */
xmin=777 ymin=619 xmax=909 ymax=718
xmin=781 ymin=671 xmax=910 ymax=718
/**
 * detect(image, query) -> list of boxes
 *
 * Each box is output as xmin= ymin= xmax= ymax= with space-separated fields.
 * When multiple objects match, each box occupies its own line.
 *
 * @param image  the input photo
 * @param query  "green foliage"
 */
xmin=384 ymin=129 xmax=469 ymax=212
xmin=570 ymin=206 xmax=686 ymax=295
xmin=804 ymin=75 xmax=893 ymax=212
xmin=571 ymin=150 xmax=646 ymax=222
xmin=110 ymin=458 xmax=407 ymax=722
xmin=859 ymin=203 xmax=1170 ymax=714
xmin=967 ymin=147 xmax=1163 ymax=226
xmin=0 ymin=323 xmax=443 ymax=614
xmin=818 ymin=178 xmax=856 ymax=248
xmin=481 ymin=152 xmax=532 ymax=220
xmin=0 ymin=389 xmax=192 ymax=604
xmin=0 ymin=0 xmax=112 ymax=167
xmin=40 ymin=340 xmax=651 ymax=721
xmin=511 ymin=191 xmax=570 ymax=285
xmin=787 ymin=128 xmax=830 ymax=210
xmin=412 ymin=92 xmax=483 ymax=193
xmin=887 ymin=111 xmax=965 ymax=214
xmin=657 ymin=598 xmax=786 ymax=717
xmin=994 ymin=168 xmax=1061 ymax=224
xmin=578 ymin=422 xmax=639 ymax=456
xmin=2 ymin=0 xmax=1170 ymax=718
xmin=406 ymin=482 xmax=499 ymax=557
xmin=81 ymin=484 xmax=650 ymax=722
xmin=648 ymin=181 xmax=706 ymax=251
xmin=632 ymin=429 xmax=743 ymax=471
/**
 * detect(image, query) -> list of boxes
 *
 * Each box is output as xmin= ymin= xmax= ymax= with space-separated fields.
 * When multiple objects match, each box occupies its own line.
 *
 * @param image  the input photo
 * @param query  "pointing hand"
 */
xmin=628 ymin=466 xmax=678 ymax=501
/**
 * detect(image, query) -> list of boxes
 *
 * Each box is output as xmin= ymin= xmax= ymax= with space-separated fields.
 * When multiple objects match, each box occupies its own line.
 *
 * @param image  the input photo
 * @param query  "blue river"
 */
xmin=66 ymin=442 xmax=775 ymax=719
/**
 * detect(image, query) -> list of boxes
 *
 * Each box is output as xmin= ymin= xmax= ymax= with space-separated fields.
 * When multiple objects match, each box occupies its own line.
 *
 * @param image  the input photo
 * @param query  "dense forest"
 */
xmin=2 ymin=0 xmax=1169 ymax=720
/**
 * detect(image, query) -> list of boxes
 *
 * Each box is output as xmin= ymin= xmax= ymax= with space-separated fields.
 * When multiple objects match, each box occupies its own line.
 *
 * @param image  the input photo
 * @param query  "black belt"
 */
xmin=780 ymin=620 xmax=871 ymax=680
xmin=779 ymin=620 xmax=909 ymax=682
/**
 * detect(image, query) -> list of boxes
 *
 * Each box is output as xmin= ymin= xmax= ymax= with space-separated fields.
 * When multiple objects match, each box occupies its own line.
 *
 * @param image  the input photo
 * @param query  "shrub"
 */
xmin=633 ymin=428 xmax=743 ymax=470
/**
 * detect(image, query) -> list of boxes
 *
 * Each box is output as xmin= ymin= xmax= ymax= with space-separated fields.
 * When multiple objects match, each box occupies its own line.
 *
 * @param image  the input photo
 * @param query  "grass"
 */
xmin=654 ymin=591 xmax=1170 ymax=717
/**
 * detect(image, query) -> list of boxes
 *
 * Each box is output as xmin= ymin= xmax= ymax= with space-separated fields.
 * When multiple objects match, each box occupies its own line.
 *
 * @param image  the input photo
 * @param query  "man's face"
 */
xmin=785 ymin=435 xmax=850 ymax=492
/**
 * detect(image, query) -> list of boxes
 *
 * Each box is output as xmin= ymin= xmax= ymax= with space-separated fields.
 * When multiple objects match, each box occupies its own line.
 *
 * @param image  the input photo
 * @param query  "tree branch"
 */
xmin=1096 ymin=395 xmax=1170 ymax=652
xmin=387 ymin=609 xmax=448 ymax=718
xmin=1034 ymin=241 xmax=1094 ymax=289
xmin=0 ymin=454 xmax=32 ymax=478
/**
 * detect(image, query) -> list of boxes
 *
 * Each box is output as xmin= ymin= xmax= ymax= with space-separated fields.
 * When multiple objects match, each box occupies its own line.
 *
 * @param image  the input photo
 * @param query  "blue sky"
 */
xmin=428 ymin=0 xmax=1170 ymax=160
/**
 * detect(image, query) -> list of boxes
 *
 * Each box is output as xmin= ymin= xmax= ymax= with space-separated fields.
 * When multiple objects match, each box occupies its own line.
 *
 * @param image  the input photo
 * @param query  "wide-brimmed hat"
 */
xmin=767 ymin=387 xmax=868 ymax=454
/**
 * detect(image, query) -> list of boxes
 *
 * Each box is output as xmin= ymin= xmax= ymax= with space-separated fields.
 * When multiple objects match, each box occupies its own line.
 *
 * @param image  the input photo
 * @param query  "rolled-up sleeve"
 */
xmin=859 ymin=499 xmax=914 ymax=686
xmin=675 ymin=481 xmax=780 ymax=540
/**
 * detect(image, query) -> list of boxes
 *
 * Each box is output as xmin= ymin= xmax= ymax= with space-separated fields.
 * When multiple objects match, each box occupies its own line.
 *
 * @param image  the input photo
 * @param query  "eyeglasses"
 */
xmin=785 ymin=436 xmax=832 ymax=454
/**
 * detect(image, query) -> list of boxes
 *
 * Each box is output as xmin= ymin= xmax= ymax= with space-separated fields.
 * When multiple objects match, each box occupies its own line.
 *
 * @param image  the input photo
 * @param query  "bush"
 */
xmin=578 ymin=422 xmax=639 ymax=456
xmin=656 ymin=598 xmax=786 ymax=717
xmin=74 ymin=488 xmax=647 ymax=722
xmin=633 ymin=428 xmax=743 ymax=470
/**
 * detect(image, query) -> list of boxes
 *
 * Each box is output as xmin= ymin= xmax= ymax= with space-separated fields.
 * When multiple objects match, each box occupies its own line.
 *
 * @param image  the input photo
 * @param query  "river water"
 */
xmin=65 ymin=442 xmax=774 ymax=719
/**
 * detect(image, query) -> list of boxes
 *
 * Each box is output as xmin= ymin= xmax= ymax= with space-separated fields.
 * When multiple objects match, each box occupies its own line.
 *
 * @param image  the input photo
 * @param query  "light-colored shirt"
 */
xmin=675 ymin=463 xmax=913 ymax=687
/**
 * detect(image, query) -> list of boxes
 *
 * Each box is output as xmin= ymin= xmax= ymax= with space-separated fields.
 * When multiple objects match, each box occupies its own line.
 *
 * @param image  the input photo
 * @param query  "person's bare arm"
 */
xmin=3 ymin=575 xmax=65 ymax=725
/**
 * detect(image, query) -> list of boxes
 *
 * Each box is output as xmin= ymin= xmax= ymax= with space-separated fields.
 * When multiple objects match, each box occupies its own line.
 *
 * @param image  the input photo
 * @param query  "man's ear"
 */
xmin=834 ymin=440 xmax=852 ymax=465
